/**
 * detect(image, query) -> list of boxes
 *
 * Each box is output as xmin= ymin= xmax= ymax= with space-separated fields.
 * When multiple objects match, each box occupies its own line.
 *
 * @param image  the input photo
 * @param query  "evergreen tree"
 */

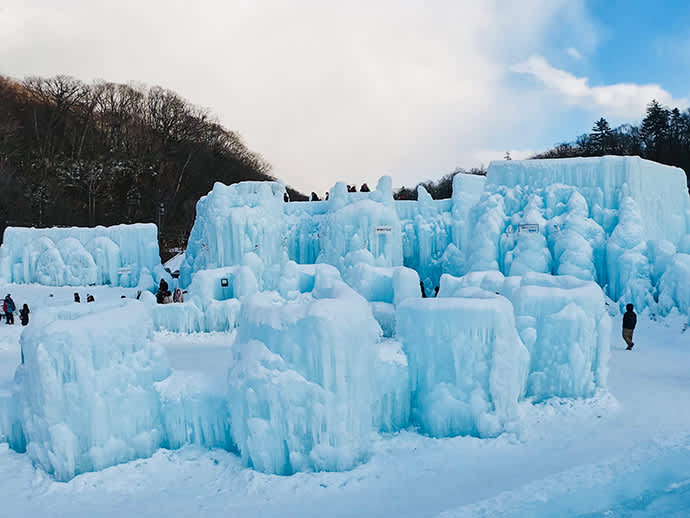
xmin=590 ymin=118 xmax=613 ymax=155
xmin=640 ymin=99 xmax=670 ymax=161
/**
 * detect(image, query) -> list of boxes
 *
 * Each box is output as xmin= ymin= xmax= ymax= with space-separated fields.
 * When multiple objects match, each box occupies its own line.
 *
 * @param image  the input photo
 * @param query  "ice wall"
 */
xmin=180 ymin=181 xmax=287 ymax=289
xmin=0 ymin=224 xmax=161 ymax=287
xmin=486 ymin=156 xmax=689 ymax=244
xmin=463 ymin=157 xmax=690 ymax=313
xmin=228 ymin=265 xmax=381 ymax=474
xmin=13 ymin=301 xmax=170 ymax=481
xmin=509 ymin=274 xmax=610 ymax=401
xmin=181 ymin=176 xmax=485 ymax=292
xmin=440 ymin=271 xmax=611 ymax=401
xmin=397 ymin=294 xmax=529 ymax=438
xmin=180 ymin=156 xmax=689 ymax=317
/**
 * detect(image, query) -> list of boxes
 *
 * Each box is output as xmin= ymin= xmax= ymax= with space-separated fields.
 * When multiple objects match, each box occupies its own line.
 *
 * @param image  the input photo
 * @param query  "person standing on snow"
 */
xmin=4 ymin=294 xmax=15 ymax=325
xmin=19 ymin=304 xmax=30 ymax=326
xmin=623 ymin=303 xmax=637 ymax=350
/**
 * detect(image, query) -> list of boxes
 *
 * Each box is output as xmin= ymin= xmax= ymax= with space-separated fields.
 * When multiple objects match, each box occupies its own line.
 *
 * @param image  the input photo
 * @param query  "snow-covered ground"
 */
xmin=0 ymin=285 xmax=688 ymax=517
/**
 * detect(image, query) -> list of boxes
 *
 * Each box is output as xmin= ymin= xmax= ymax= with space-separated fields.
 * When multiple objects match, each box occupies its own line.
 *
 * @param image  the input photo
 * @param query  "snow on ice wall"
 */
xmin=228 ymin=265 xmax=385 ymax=474
xmin=0 ymin=224 xmax=162 ymax=287
xmin=13 ymin=301 xmax=170 ymax=481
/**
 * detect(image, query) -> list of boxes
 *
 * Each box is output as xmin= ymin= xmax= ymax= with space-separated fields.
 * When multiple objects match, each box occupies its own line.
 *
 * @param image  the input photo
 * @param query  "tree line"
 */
xmin=394 ymin=166 xmax=486 ymax=201
xmin=0 ymin=74 xmax=306 ymax=255
xmin=534 ymin=100 xmax=690 ymax=190
xmin=397 ymin=99 xmax=690 ymax=201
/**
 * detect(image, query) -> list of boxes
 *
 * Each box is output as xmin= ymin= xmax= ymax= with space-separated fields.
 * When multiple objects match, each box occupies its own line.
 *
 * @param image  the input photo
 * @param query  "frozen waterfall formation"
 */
xmin=1 ymin=156 xmax=689 ymax=479
xmin=0 ymin=223 xmax=165 ymax=288
xmin=180 ymin=156 xmax=690 ymax=316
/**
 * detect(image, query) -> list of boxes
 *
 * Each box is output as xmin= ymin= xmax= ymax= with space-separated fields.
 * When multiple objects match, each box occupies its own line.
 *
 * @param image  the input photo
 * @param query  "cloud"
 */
xmin=511 ymin=55 xmax=686 ymax=117
xmin=0 ymin=1 xmax=600 ymax=193
xmin=566 ymin=47 xmax=583 ymax=60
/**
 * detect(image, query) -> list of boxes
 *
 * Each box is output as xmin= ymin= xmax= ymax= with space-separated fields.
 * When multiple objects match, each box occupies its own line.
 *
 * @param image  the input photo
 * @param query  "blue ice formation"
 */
xmin=0 ymin=223 xmax=163 ymax=287
xmin=5 ymin=300 xmax=235 ymax=481
xmin=2 ymin=155 xmax=689 ymax=479
xmin=180 ymin=156 xmax=690 ymax=315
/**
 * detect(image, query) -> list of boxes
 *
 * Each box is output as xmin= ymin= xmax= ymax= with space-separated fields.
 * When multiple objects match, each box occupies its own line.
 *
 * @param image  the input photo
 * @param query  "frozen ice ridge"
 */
xmin=0 ymin=223 xmax=163 ymax=287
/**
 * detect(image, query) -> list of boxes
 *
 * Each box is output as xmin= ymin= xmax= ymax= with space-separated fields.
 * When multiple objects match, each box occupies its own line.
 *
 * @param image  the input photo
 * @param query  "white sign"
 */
xmin=518 ymin=223 xmax=539 ymax=234
xmin=376 ymin=226 xmax=393 ymax=234
xmin=117 ymin=267 xmax=131 ymax=275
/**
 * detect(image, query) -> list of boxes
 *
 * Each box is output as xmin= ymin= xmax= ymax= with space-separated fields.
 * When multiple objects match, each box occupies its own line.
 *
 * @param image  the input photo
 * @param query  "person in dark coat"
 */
xmin=157 ymin=278 xmax=170 ymax=304
xmin=310 ymin=192 xmax=320 ymax=201
xmin=19 ymin=304 xmax=29 ymax=326
xmin=360 ymin=183 xmax=370 ymax=192
xmin=622 ymin=303 xmax=637 ymax=350
xmin=86 ymin=293 xmax=95 ymax=303
xmin=3 ymin=295 xmax=15 ymax=325
xmin=420 ymin=281 xmax=427 ymax=298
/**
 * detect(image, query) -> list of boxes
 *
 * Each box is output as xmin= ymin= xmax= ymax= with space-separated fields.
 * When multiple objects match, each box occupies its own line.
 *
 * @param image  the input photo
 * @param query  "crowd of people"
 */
xmin=2 ymin=294 xmax=29 ymax=326
xmin=156 ymin=278 xmax=184 ymax=304
xmin=284 ymin=183 xmax=372 ymax=203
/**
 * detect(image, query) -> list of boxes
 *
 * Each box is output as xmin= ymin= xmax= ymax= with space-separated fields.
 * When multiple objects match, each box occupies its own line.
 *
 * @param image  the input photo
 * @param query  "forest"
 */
xmin=0 ymin=74 xmax=306 ymax=255
xmin=2 ymin=73 xmax=688 ymax=254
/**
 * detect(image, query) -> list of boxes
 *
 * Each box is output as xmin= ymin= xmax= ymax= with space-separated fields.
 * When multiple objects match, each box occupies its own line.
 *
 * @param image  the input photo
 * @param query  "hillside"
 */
xmin=0 ymin=75 xmax=305 ymax=255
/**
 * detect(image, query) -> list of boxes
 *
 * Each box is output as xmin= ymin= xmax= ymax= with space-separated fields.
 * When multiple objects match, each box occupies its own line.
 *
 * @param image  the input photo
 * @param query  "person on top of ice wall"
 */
xmin=420 ymin=281 xmax=427 ymax=298
xmin=3 ymin=294 xmax=15 ymax=324
xmin=623 ymin=303 xmax=637 ymax=350
xmin=173 ymin=288 xmax=184 ymax=303
xmin=73 ymin=292 xmax=80 ymax=303
xmin=360 ymin=183 xmax=370 ymax=192
xmin=19 ymin=304 xmax=29 ymax=326
xmin=86 ymin=294 xmax=95 ymax=303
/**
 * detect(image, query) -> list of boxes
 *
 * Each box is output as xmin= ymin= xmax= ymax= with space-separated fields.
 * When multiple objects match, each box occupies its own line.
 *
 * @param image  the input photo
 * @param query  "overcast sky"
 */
xmin=1 ymin=0 xmax=688 ymax=194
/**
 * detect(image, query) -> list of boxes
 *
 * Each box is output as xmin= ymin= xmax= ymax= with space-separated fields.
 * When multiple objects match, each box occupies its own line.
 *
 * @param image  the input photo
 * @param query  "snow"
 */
xmin=163 ymin=252 xmax=185 ymax=273
xmin=1 ymin=301 xmax=689 ymax=516
xmin=0 ymin=224 xmax=161 ymax=287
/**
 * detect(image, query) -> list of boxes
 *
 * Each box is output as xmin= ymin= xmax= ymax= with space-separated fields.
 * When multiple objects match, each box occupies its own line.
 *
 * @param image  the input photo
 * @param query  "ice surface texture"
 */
xmin=180 ymin=157 xmax=690 ymax=314
xmin=397 ymin=294 xmax=529 ymax=438
xmin=13 ymin=301 xmax=169 ymax=481
xmin=0 ymin=224 xmax=162 ymax=288
xmin=228 ymin=265 xmax=384 ymax=474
